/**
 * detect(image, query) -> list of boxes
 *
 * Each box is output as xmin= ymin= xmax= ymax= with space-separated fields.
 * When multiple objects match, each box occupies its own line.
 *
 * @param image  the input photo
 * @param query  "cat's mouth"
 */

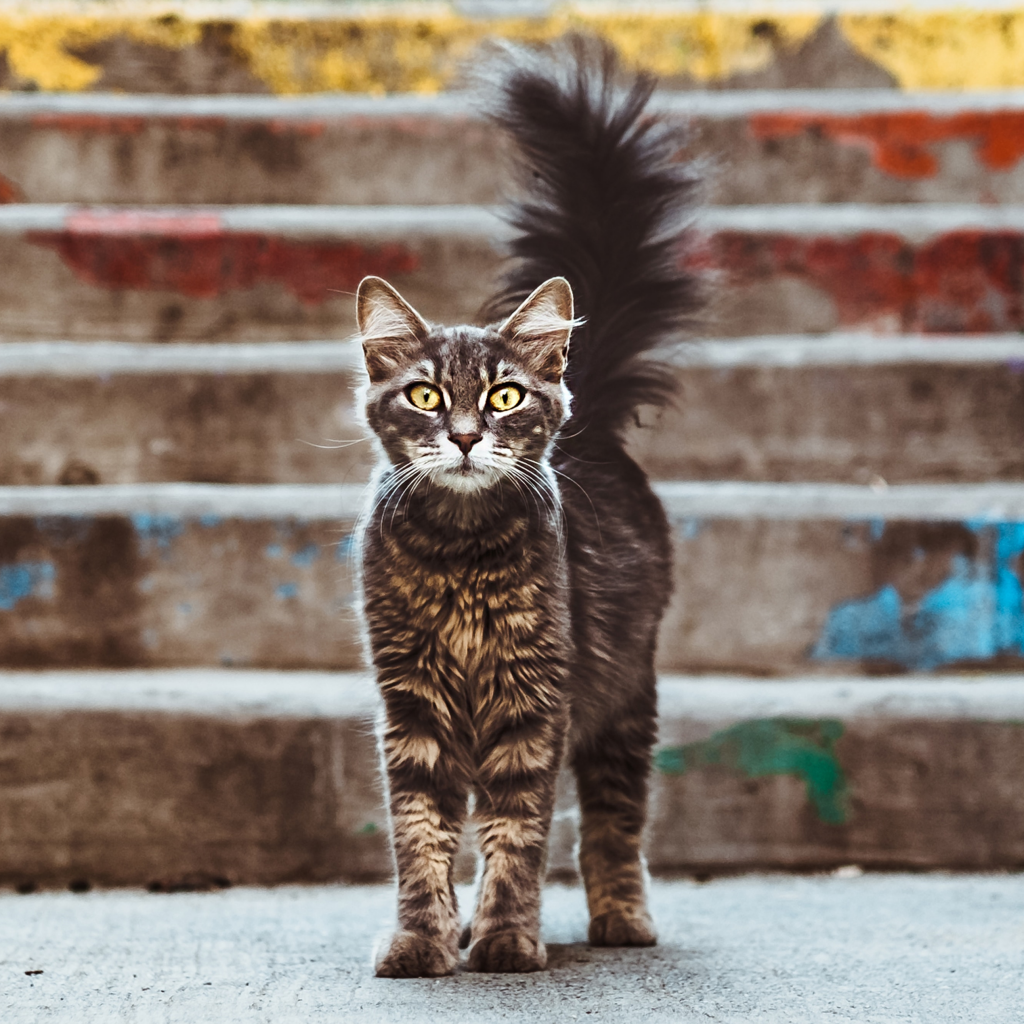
xmin=437 ymin=455 xmax=499 ymax=493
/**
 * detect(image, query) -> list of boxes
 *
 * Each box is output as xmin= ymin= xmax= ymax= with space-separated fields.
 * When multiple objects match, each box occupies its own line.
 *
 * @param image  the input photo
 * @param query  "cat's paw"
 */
xmin=374 ymin=931 xmax=457 ymax=978
xmin=458 ymin=924 xmax=472 ymax=949
xmin=588 ymin=910 xmax=657 ymax=947
xmin=466 ymin=930 xmax=547 ymax=973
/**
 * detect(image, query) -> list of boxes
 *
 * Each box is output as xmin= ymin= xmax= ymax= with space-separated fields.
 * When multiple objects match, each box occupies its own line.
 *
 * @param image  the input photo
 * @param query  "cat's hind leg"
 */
xmin=572 ymin=684 xmax=658 ymax=947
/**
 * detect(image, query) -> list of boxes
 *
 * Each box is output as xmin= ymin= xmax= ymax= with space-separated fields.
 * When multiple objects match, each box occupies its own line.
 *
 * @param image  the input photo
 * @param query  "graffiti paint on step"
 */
xmin=710 ymin=229 xmax=1024 ymax=333
xmin=27 ymin=228 xmax=419 ymax=305
xmin=813 ymin=521 xmax=1024 ymax=670
xmin=751 ymin=110 xmax=1024 ymax=179
xmin=131 ymin=513 xmax=183 ymax=553
xmin=656 ymin=718 xmax=848 ymax=824
xmin=0 ymin=561 xmax=55 ymax=610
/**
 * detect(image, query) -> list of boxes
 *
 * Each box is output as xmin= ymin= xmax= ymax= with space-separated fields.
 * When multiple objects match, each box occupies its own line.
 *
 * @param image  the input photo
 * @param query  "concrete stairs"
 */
xmin=3 ymin=5 xmax=1024 ymax=894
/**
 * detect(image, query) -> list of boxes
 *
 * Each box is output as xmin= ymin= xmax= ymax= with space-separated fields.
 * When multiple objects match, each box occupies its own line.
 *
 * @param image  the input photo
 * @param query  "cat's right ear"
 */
xmin=356 ymin=276 xmax=430 ymax=383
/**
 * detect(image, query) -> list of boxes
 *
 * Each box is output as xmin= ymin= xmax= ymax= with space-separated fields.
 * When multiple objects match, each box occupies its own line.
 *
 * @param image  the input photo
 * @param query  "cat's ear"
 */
xmin=498 ymin=277 xmax=577 ymax=382
xmin=357 ymin=276 xmax=430 ymax=383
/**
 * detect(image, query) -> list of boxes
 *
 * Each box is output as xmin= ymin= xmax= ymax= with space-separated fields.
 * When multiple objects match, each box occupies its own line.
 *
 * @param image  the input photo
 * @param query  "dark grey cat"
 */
xmin=355 ymin=37 xmax=700 ymax=976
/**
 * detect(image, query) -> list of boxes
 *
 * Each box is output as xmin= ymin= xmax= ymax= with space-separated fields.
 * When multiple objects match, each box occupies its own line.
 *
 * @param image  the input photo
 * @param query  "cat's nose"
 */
xmin=448 ymin=432 xmax=483 ymax=455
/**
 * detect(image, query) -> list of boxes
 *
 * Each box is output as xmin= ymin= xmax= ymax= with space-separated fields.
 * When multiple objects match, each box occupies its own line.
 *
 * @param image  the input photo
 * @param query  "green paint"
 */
xmin=655 ymin=718 xmax=849 ymax=825
xmin=358 ymin=822 xmax=379 ymax=835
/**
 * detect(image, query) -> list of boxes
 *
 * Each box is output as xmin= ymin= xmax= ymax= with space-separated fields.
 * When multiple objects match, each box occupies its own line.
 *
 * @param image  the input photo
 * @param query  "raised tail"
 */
xmin=479 ymin=35 xmax=703 ymax=444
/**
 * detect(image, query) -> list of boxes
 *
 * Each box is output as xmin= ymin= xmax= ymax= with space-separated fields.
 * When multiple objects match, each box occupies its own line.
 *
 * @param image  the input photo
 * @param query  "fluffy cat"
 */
xmin=355 ymin=37 xmax=700 ymax=977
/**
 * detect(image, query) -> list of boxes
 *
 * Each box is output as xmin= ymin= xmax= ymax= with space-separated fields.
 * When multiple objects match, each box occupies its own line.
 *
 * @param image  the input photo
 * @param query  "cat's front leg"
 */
xmin=374 ymin=680 xmax=470 ymax=978
xmin=465 ymin=686 xmax=567 ymax=973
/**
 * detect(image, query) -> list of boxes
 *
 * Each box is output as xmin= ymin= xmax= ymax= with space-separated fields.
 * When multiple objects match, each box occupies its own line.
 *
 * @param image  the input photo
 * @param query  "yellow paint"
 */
xmin=1 ymin=3 xmax=1024 ymax=94
xmin=840 ymin=11 xmax=1024 ymax=90
xmin=0 ymin=10 xmax=200 ymax=92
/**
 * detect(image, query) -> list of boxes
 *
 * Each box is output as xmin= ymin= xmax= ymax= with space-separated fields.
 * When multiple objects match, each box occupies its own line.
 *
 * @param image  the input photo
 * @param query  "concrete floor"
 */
xmin=2 ymin=875 xmax=1022 ymax=1024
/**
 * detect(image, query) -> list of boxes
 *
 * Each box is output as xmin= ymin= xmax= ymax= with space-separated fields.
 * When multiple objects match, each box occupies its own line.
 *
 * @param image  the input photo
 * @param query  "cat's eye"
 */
xmin=488 ymin=385 xmax=523 ymax=412
xmin=407 ymin=383 xmax=442 ymax=411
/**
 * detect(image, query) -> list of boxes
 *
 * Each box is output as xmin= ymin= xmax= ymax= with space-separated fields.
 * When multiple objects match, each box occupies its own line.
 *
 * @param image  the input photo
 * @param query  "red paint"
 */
xmin=28 ymin=228 xmax=420 ymax=304
xmin=751 ymin=110 xmax=1024 ymax=178
xmin=32 ymin=113 xmax=147 ymax=134
xmin=710 ymin=229 xmax=1024 ymax=332
xmin=0 ymin=173 xmax=22 ymax=203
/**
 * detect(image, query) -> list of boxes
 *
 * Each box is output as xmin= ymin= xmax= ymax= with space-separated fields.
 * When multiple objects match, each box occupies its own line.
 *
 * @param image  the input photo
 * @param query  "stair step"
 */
xmin=4 ymin=203 xmax=1024 ymax=339
xmin=1 ymin=670 xmax=1022 ymax=887
xmin=0 ymin=2 xmax=1019 ymax=94
xmin=4 ymin=336 xmax=1024 ymax=486
xmin=4 ymin=482 xmax=1024 ymax=674
xmin=7 ymin=90 xmax=1024 ymax=206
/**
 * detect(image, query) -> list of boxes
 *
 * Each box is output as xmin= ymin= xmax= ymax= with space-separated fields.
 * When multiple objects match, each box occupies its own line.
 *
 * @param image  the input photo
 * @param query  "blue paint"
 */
xmin=177 ymin=603 xmax=192 ymax=615
xmin=335 ymin=534 xmax=355 ymax=561
xmin=813 ymin=521 xmax=1024 ymax=670
xmin=291 ymin=543 xmax=319 ymax=568
xmin=265 ymin=544 xmax=285 ymax=559
xmin=199 ymin=514 xmax=223 ymax=529
xmin=276 ymin=582 xmax=299 ymax=600
xmin=868 ymin=518 xmax=885 ymax=542
xmin=0 ymin=561 xmax=55 ymax=610
xmin=678 ymin=517 xmax=702 ymax=540
xmin=132 ymin=514 xmax=183 ymax=552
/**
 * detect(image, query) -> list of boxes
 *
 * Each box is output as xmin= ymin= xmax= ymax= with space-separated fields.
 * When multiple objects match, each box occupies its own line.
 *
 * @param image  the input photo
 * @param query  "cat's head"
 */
xmin=356 ymin=275 xmax=576 ymax=495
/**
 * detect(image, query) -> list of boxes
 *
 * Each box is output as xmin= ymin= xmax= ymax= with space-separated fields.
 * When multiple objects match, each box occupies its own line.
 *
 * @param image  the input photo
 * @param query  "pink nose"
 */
xmin=449 ymin=432 xmax=482 ymax=455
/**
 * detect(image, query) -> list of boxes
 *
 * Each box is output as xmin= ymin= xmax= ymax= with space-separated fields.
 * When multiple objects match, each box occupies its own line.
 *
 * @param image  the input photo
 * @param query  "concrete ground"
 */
xmin=2 ymin=875 xmax=1022 ymax=1024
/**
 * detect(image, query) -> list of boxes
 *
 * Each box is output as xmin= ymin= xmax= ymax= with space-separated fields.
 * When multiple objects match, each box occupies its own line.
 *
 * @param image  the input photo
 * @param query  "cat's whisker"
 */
xmin=299 ymin=436 xmax=371 ymax=450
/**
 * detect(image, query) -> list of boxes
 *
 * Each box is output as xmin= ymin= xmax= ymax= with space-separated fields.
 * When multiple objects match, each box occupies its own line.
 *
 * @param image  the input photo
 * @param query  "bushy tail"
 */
xmin=479 ymin=35 xmax=702 ymax=443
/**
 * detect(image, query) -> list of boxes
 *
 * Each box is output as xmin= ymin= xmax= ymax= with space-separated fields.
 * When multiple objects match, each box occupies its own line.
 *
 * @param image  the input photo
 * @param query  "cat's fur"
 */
xmin=355 ymin=37 xmax=700 ymax=977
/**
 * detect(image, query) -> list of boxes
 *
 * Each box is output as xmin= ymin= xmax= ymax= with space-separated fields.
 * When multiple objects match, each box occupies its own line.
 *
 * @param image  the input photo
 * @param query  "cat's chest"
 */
xmin=384 ymin=550 xmax=546 ymax=668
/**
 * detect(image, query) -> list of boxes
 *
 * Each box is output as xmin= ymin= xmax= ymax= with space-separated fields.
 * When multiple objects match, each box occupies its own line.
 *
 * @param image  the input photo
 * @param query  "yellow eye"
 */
xmin=408 ymin=384 xmax=441 ymax=411
xmin=489 ymin=385 xmax=523 ymax=412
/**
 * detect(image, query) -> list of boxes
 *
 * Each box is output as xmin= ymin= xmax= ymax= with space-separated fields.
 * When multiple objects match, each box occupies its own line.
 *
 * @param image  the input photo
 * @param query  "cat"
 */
xmin=354 ymin=36 xmax=701 ymax=977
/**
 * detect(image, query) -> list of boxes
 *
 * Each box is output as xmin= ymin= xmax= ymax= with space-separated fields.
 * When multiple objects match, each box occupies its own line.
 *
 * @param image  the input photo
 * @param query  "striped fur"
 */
xmin=357 ymin=38 xmax=699 ymax=976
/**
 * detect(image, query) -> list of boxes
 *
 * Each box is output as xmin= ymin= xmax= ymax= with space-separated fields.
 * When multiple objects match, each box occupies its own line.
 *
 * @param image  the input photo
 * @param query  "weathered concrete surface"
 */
xmin=7 ymin=348 xmax=1024 ymax=486
xmin=0 ymin=4 xmax=935 ymax=95
xmin=0 ymin=97 xmax=507 ymax=206
xmin=0 ymin=369 xmax=368 ymax=486
xmin=4 ymin=876 xmax=1023 ymax=1023
xmin=11 ymin=91 xmax=1024 ymax=206
xmin=0 ymin=208 xmax=501 ymax=342
xmin=2 ymin=671 xmax=1024 ymax=888
xmin=8 ymin=484 xmax=1024 ymax=673
xmin=7 ymin=204 xmax=1024 ymax=339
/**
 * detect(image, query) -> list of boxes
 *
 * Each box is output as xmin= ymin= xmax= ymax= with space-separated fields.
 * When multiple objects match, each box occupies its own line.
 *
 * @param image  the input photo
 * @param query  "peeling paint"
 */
xmin=751 ymin=110 xmax=1024 ymax=179
xmin=712 ymin=229 xmax=1024 ymax=333
xmin=27 ymin=228 xmax=419 ymax=305
xmin=814 ymin=521 xmax=1024 ymax=670
xmin=6 ymin=6 xmax=1024 ymax=94
xmin=656 ymin=718 xmax=848 ymax=824
xmin=291 ymin=543 xmax=319 ymax=568
xmin=131 ymin=513 xmax=183 ymax=553
xmin=0 ymin=7 xmax=817 ymax=94
xmin=0 ymin=173 xmax=22 ymax=204
xmin=275 ymin=582 xmax=299 ymax=600
xmin=0 ymin=560 xmax=55 ymax=610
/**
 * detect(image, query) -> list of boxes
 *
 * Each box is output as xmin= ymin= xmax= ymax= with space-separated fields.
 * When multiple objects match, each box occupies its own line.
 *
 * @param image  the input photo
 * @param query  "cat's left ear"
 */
xmin=498 ymin=277 xmax=577 ymax=382
xmin=357 ymin=276 xmax=430 ymax=383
